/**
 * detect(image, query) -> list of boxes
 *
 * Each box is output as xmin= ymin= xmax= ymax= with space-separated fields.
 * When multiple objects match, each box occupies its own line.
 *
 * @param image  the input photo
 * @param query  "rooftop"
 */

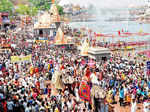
xmin=88 ymin=47 xmax=111 ymax=54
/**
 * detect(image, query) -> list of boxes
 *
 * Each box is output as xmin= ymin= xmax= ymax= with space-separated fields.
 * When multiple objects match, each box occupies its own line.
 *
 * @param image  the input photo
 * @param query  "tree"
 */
xmin=28 ymin=0 xmax=64 ymax=13
xmin=0 ymin=0 xmax=14 ymax=13
xmin=15 ymin=4 xmax=38 ymax=16
xmin=29 ymin=6 xmax=38 ymax=16
xmin=28 ymin=0 xmax=64 ymax=15
xmin=28 ymin=0 xmax=52 ymax=11
xmin=56 ymin=5 xmax=64 ymax=15
xmin=15 ymin=4 xmax=29 ymax=15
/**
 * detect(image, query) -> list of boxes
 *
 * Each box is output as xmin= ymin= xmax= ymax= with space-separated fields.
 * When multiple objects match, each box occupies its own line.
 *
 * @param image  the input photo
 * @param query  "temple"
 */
xmin=34 ymin=4 xmax=61 ymax=40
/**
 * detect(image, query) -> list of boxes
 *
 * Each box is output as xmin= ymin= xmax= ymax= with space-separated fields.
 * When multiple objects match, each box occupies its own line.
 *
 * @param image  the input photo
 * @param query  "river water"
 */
xmin=69 ymin=21 xmax=150 ymax=42
xmin=69 ymin=8 xmax=150 ymax=43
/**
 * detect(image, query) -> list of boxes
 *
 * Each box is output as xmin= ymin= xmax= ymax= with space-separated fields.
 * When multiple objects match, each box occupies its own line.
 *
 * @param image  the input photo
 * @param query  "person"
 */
xmin=25 ymin=103 xmax=30 ymax=112
xmin=7 ymin=98 xmax=14 ymax=112
xmin=119 ymin=86 xmax=124 ymax=106
xmin=74 ymin=86 xmax=79 ymax=102
xmin=131 ymin=99 xmax=137 ymax=112
xmin=137 ymin=87 xmax=141 ymax=103
xmin=126 ymin=92 xmax=131 ymax=105
xmin=112 ymin=87 xmax=117 ymax=104
xmin=90 ymin=71 xmax=99 ymax=85
xmin=118 ymin=30 xmax=121 ymax=36
xmin=143 ymin=99 xmax=150 ymax=112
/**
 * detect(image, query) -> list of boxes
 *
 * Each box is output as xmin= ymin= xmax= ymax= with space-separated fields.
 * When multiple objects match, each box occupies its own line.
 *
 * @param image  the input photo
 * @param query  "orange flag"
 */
xmin=52 ymin=0 xmax=55 ymax=3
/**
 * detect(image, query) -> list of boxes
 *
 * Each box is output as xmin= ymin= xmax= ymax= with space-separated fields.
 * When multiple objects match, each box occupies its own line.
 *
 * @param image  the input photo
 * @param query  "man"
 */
xmin=7 ymin=98 xmax=14 ymax=112
xmin=90 ymin=71 xmax=99 ymax=85
xmin=131 ymin=99 xmax=137 ymax=112
xmin=119 ymin=86 xmax=124 ymax=106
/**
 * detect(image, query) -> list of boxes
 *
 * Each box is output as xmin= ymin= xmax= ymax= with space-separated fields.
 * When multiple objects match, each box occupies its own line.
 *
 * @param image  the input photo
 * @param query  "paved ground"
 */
xmin=113 ymin=96 xmax=143 ymax=112
xmin=114 ymin=103 xmax=143 ymax=112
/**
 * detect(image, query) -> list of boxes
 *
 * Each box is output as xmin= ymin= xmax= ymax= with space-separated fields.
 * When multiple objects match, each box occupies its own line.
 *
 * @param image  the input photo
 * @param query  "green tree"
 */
xmin=29 ymin=6 xmax=38 ymax=16
xmin=15 ymin=4 xmax=38 ymax=16
xmin=29 ymin=0 xmax=64 ymax=15
xmin=29 ymin=0 xmax=52 ymax=11
xmin=56 ymin=5 xmax=64 ymax=15
xmin=0 ymin=0 xmax=14 ymax=13
xmin=15 ymin=4 xmax=29 ymax=15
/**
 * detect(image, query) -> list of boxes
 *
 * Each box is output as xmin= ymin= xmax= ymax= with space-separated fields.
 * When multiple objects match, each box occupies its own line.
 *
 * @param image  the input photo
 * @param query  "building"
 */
xmin=88 ymin=47 xmax=111 ymax=61
xmin=34 ymin=4 xmax=61 ymax=40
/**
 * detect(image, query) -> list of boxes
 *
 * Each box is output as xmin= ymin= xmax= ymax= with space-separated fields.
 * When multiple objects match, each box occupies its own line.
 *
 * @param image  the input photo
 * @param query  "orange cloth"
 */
xmin=14 ymin=81 xmax=19 ymax=86
xmin=99 ymin=72 xmax=103 ymax=80
xmin=34 ymin=67 xmax=39 ymax=73
xmin=74 ymin=68 xmax=77 ymax=77
xmin=85 ymin=68 xmax=91 ymax=82
xmin=52 ymin=0 xmax=55 ymax=3
xmin=30 ymin=67 xmax=34 ymax=75
xmin=48 ymin=64 xmax=50 ymax=71
xmin=36 ymin=81 xmax=40 ymax=88
xmin=126 ymin=95 xmax=131 ymax=103
xmin=85 ymin=68 xmax=91 ymax=78
xmin=60 ymin=65 xmax=64 ymax=70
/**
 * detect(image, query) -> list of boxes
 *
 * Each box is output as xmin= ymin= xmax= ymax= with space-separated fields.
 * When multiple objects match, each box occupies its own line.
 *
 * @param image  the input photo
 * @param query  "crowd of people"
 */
xmin=0 ymin=24 xmax=150 ymax=112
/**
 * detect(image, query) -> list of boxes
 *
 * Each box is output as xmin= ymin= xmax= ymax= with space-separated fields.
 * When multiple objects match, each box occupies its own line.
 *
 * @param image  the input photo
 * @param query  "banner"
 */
xmin=11 ymin=55 xmax=32 ymax=63
xmin=11 ymin=56 xmax=20 ymax=63
xmin=22 ymin=55 xmax=32 ymax=62
xmin=35 ymin=40 xmax=48 ymax=44
xmin=126 ymin=46 xmax=133 ymax=50
xmin=0 ymin=44 xmax=11 ymax=48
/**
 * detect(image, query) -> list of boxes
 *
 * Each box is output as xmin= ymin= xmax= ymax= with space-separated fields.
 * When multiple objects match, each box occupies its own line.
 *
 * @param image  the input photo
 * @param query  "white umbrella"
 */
xmin=91 ymin=85 xmax=106 ymax=99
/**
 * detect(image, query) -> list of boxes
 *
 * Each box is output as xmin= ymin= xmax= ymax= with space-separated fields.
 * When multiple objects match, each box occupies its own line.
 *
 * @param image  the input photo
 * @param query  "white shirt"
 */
xmin=90 ymin=73 xmax=99 ymax=85
xmin=74 ymin=88 xmax=79 ymax=101
xmin=25 ymin=107 xmax=30 ymax=112
xmin=131 ymin=101 xmax=137 ymax=112
xmin=67 ymin=101 xmax=72 ymax=109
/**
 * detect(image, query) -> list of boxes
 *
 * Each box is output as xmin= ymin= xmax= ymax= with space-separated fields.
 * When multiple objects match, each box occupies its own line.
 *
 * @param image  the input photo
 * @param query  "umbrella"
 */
xmin=62 ymin=75 xmax=74 ymax=84
xmin=91 ymin=85 xmax=106 ymax=99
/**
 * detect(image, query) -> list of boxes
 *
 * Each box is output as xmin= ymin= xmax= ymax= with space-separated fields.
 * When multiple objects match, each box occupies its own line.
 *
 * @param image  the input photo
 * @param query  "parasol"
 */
xmin=62 ymin=75 xmax=74 ymax=84
xmin=51 ymin=71 xmax=65 ymax=90
xmin=91 ymin=85 xmax=106 ymax=99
